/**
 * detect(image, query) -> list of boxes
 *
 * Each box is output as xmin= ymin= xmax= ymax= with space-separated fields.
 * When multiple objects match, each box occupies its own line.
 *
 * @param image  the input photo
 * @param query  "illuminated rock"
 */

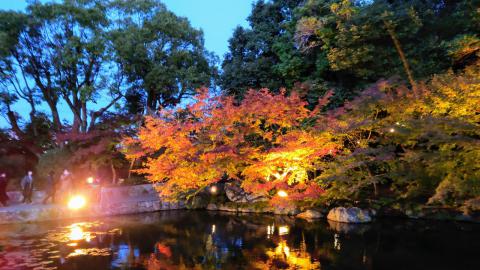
xmin=224 ymin=183 xmax=267 ymax=203
xmin=296 ymin=209 xmax=323 ymax=219
xmin=327 ymin=207 xmax=372 ymax=223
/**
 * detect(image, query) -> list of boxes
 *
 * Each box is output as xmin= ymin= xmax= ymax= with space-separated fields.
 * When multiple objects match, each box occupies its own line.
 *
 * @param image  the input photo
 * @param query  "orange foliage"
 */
xmin=125 ymin=88 xmax=337 ymax=201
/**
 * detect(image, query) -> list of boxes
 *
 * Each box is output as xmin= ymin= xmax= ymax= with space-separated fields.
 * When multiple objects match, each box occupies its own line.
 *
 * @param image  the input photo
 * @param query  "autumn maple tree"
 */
xmin=125 ymin=88 xmax=338 ymax=201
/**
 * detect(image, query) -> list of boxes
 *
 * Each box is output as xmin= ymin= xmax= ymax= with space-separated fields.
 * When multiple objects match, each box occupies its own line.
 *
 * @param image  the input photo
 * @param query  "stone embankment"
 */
xmin=2 ymin=183 xmax=478 ymax=225
xmin=0 ymin=184 xmax=184 ymax=224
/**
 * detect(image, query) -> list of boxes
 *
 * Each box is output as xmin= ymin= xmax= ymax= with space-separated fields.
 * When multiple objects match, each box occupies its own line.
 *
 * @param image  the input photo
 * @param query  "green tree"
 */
xmin=296 ymin=0 xmax=480 ymax=86
xmin=221 ymin=0 xmax=304 ymax=100
xmin=110 ymin=0 xmax=217 ymax=112
xmin=28 ymin=0 xmax=125 ymax=133
xmin=223 ymin=0 xmax=480 ymax=105
xmin=0 ymin=0 xmax=126 ymax=133
xmin=0 ymin=11 xmax=42 ymax=135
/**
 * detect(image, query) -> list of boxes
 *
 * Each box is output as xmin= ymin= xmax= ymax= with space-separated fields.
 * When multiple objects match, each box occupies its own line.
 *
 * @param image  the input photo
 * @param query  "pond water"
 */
xmin=0 ymin=210 xmax=479 ymax=270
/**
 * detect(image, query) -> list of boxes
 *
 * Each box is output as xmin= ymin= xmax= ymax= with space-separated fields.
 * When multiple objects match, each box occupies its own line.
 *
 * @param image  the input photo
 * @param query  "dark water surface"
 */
xmin=0 ymin=210 xmax=479 ymax=270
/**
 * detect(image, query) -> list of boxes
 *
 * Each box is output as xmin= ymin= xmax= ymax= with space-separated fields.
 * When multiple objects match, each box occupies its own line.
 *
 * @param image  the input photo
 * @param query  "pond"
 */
xmin=0 ymin=210 xmax=479 ymax=270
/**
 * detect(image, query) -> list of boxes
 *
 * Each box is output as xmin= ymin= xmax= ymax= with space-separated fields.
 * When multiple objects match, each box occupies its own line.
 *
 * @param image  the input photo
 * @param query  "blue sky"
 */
xmin=0 ymin=0 xmax=254 ymax=128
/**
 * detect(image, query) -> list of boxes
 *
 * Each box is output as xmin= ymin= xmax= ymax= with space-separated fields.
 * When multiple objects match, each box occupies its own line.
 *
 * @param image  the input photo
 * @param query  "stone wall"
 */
xmin=6 ymin=190 xmax=47 ymax=204
xmin=0 ymin=184 xmax=185 ymax=224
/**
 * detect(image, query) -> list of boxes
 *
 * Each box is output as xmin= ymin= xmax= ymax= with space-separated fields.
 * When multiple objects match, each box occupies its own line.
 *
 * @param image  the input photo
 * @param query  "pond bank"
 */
xmin=1 ymin=184 xmax=478 ymax=224
xmin=200 ymin=201 xmax=480 ymax=223
xmin=0 ymin=184 xmax=184 ymax=224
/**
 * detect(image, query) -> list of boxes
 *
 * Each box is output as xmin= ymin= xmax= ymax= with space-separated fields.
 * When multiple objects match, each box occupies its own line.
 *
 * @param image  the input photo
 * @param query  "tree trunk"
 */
xmin=6 ymin=110 xmax=23 ymax=138
xmin=29 ymin=111 xmax=38 ymax=137
xmin=146 ymin=89 xmax=156 ymax=113
xmin=110 ymin=160 xmax=117 ymax=185
xmin=127 ymin=158 xmax=136 ymax=179
xmin=72 ymin=115 xmax=81 ymax=133
xmin=81 ymin=102 xmax=87 ymax=133
xmin=384 ymin=20 xmax=417 ymax=92
xmin=46 ymin=99 xmax=62 ymax=132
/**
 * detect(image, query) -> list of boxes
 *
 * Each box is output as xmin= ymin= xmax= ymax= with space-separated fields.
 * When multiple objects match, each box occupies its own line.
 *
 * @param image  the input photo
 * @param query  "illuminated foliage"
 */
xmin=317 ymin=61 xmax=480 ymax=207
xmin=126 ymin=88 xmax=337 ymax=201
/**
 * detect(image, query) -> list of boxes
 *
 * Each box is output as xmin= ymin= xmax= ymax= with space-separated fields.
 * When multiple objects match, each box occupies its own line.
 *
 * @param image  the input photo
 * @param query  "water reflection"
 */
xmin=0 ymin=211 xmax=479 ymax=270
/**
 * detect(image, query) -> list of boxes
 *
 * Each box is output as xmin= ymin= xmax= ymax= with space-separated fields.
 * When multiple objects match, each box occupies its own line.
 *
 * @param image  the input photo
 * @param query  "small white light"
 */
xmin=210 ymin=185 xmax=218 ymax=194
xmin=389 ymin=128 xmax=395 ymax=133
xmin=86 ymin=177 xmax=94 ymax=184
xmin=277 ymin=190 xmax=288 ymax=198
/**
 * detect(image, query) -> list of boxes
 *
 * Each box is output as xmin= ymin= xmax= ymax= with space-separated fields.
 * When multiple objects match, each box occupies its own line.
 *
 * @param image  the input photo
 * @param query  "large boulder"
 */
xmin=224 ymin=183 xmax=267 ymax=203
xmin=327 ymin=207 xmax=372 ymax=223
xmin=296 ymin=209 xmax=323 ymax=219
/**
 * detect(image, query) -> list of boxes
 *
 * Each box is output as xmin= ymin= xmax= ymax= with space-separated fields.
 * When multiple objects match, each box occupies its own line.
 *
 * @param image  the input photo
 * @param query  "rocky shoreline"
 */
xmin=197 ymin=201 xmax=480 ymax=224
xmin=185 ymin=183 xmax=480 ymax=223
xmin=1 ymin=183 xmax=478 ymax=225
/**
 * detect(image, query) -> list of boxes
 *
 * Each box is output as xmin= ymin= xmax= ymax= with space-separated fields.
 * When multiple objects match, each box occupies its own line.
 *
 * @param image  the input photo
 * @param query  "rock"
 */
xmin=224 ymin=183 xmax=267 ymax=203
xmin=188 ymin=195 xmax=209 ymax=209
xmin=296 ymin=210 xmax=323 ymax=219
xmin=218 ymin=204 xmax=237 ymax=212
xmin=206 ymin=203 xmax=218 ymax=211
xmin=327 ymin=207 xmax=372 ymax=223
xmin=274 ymin=205 xmax=300 ymax=215
xmin=464 ymin=197 xmax=480 ymax=212
xmin=405 ymin=209 xmax=422 ymax=219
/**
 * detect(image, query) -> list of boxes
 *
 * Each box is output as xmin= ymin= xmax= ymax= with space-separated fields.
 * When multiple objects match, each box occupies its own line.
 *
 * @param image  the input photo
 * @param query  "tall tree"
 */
xmin=223 ymin=0 xmax=480 ymax=104
xmin=0 ymin=11 xmax=41 ymax=134
xmin=0 ymin=1 xmax=129 ymax=134
xmin=221 ymin=0 xmax=303 ymax=99
xmin=295 ymin=0 xmax=480 ymax=85
xmin=0 ymin=9 xmax=63 ymax=131
xmin=110 ymin=0 xmax=217 ymax=113
xmin=27 ymin=0 xmax=124 ymax=133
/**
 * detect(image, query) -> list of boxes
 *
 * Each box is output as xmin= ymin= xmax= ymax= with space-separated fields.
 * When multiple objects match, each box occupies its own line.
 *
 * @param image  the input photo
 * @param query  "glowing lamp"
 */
xmin=210 ymin=185 xmax=218 ymax=194
xmin=278 ymin=225 xmax=290 ymax=236
xmin=389 ymin=128 xmax=395 ymax=133
xmin=86 ymin=177 xmax=94 ymax=184
xmin=277 ymin=190 xmax=288 ymax=198
xmin=68 ymin=195 xmax=86 ymax=210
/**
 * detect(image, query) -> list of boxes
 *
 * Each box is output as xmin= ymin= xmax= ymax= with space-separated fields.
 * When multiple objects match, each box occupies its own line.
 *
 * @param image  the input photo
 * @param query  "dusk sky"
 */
xmin=0 ymin=0 xmax=254 ymax=127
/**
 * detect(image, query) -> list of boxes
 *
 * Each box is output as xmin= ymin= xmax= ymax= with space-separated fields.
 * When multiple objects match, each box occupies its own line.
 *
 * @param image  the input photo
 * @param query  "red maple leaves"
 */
xmin=125 ymin=88 xmax=337 ymax=201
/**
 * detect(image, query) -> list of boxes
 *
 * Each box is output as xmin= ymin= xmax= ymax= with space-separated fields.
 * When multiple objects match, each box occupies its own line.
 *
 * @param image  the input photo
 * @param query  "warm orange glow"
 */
xmin=267 ymin=225 xmax=275 ymax=236
xmin=278 ymin=225 xmax=289 ymax=236
xmin=277 ymin=190 xmax=288 ymax=198
xmin=210 ymin=185 xmax=218 ymax=194
xmin=389 ymin=128 xmax=395 ymax=133
xmin=69 ymin=226 xmax=84 ymax=241
xmin=268 ymin=240 xmax=320 ymax=269
xmin=86 ymin=177 xmax=94 ymax=184
xmin=68 ymin=195 xmax=87 ymax=210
